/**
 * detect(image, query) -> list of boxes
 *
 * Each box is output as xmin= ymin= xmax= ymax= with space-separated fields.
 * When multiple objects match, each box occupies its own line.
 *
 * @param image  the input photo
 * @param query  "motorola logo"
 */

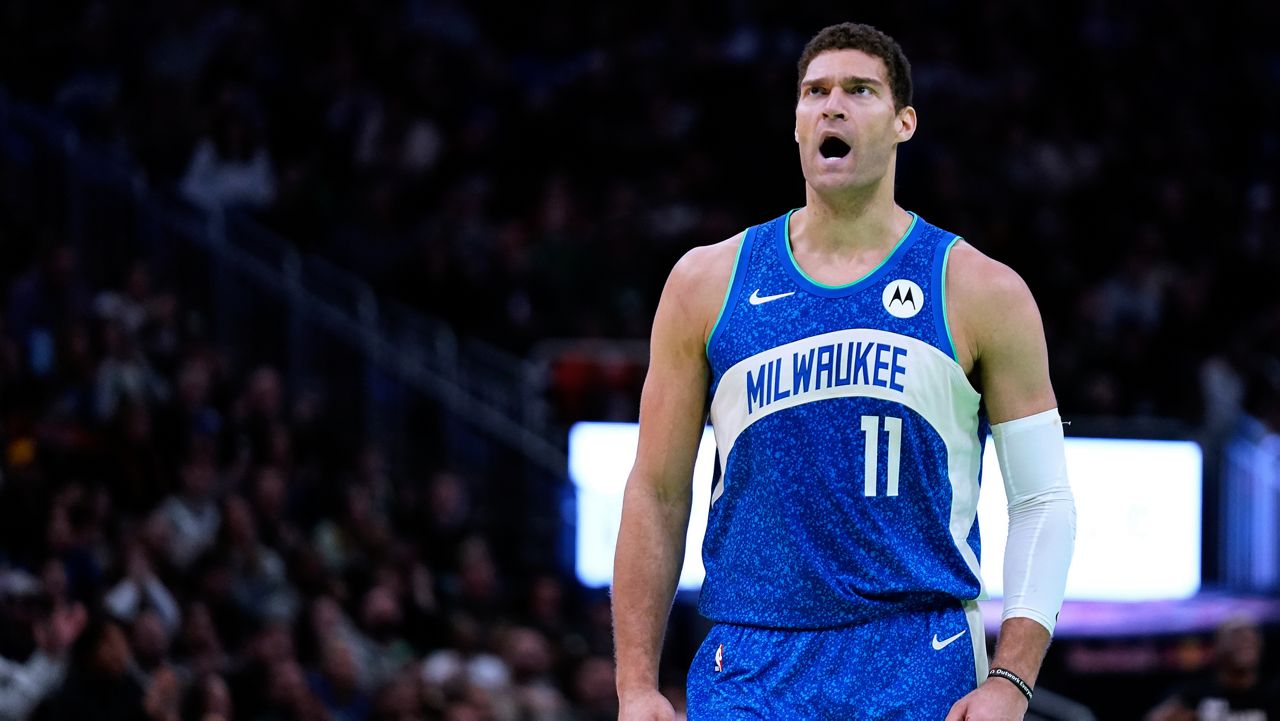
xmin=882 ymin=279 xmax=924 ymax=319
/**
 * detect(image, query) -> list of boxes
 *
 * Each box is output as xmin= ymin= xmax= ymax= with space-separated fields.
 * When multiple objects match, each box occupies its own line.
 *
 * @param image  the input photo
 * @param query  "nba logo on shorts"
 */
xmin=715 ymin=644 xmax=724 ymax=672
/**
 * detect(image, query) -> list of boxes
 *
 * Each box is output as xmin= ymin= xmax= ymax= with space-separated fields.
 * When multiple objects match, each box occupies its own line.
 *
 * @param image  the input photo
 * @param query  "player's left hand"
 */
xmin=944 ymin=678 xmax=1030 ymax=721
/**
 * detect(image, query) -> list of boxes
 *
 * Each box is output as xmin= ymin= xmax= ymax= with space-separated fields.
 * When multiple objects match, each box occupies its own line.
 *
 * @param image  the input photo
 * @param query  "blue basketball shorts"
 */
xmin=686 ymin=601 xmax=987 ymax=720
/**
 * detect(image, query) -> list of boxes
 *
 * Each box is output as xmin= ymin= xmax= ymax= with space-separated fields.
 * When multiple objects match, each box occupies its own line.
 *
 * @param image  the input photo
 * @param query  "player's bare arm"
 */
xmin=946 ymin=241 xmax=1072 ymax=720
xmin=613 ymin=234 xmax=741 ymax=720
xmin=945 ymin=240 xmax=1056 ymax=421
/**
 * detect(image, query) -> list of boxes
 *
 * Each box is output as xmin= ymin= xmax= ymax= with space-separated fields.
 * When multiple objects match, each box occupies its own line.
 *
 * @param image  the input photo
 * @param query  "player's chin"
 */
xmin=805 ymin=170 xmax=861 ymax=193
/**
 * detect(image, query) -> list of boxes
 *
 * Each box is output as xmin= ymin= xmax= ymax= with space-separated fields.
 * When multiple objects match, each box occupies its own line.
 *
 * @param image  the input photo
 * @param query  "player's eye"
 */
xmin=805 ymin=86 xmax=826 ymax=96
xmin=851 ymin=85 xmax=872 ymax=95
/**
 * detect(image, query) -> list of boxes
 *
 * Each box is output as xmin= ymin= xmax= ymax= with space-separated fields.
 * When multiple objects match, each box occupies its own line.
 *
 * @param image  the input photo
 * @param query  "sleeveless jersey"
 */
xmin=702 ymin=209 xmax=988 ymax=629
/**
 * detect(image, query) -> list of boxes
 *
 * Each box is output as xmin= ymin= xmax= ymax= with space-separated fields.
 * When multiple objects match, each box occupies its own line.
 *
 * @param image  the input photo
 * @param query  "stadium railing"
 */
xmin=0 ymin=88 xmax=565 ymax=479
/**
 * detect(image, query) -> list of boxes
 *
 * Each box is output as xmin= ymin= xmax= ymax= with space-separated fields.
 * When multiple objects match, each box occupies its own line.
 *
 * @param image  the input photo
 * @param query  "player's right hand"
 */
xmin=618 ymin=688 xmax=676 ymax=721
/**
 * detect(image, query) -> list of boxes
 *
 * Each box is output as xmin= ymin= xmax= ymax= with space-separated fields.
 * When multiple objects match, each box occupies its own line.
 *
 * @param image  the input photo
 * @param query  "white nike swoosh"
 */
xmin=748 ymin=289 xmax=796 ymax=305
xmin=931 ymin=630 xmax=967 ymax=651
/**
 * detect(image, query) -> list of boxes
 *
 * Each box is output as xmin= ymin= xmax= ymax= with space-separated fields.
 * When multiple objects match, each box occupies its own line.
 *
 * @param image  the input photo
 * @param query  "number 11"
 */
xmin=861 ymin=415 xmax=902 ymax=496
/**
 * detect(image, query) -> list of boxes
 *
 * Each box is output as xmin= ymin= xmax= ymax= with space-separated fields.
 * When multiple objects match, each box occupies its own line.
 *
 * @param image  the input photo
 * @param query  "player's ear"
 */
xmin=794 ymin=128 xmax=800 ymax=143
xmin=895 ymin=106 xmax=917 ymax=143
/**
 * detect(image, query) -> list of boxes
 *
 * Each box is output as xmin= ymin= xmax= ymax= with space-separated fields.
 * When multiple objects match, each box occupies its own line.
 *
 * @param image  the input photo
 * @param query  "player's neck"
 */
xmin=795 ymin=178 xmax=906 ymax=254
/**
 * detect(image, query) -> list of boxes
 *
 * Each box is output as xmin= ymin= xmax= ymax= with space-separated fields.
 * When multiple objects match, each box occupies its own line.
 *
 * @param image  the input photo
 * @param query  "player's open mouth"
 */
xmin=819 ymin=137 xmax=851 ymax=159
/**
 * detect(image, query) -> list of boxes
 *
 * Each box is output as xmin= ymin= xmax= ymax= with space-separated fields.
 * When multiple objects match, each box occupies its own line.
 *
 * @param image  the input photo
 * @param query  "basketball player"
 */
xmin=613 ymin=22 xmax=1076 ymax=720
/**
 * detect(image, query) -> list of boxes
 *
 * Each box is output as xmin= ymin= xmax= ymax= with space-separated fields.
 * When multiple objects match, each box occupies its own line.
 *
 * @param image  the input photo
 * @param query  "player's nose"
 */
xmin=821 ymin=92 xmax=846 ymax=120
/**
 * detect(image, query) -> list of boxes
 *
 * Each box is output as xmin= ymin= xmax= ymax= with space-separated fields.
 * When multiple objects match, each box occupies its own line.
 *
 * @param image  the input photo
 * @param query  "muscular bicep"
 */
xmin=972 ymin=267 xmax=1057 ymax=425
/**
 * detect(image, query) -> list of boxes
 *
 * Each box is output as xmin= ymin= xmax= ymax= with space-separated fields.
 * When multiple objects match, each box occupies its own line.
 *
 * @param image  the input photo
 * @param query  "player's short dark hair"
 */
xmin=797 ymin=23 xmax=913 ymax=111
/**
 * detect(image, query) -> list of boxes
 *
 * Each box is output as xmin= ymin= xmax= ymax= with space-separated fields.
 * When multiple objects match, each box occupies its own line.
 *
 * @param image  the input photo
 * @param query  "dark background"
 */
xmin=1 ymin=1 xmax=1279 ymax=720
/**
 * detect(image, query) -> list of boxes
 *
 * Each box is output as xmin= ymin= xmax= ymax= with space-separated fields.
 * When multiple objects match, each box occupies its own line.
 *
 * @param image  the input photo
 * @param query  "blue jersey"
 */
xmin=702 ymin=209 xmax=988 ymax=629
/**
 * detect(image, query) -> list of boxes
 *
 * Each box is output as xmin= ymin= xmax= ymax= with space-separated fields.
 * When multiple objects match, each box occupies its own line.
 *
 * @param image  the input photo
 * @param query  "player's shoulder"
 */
xmin=657 ymin=231 xmax=747 ymax=344
xmin=664 ymin=231 xmax=745 ymax=307
xmin=944 ymin=239 xmax=1044 ymax=364
xmin=945 ymin=239 xmax=1037 ymax=313
xmin=669 ymin=231 xmax=744 ymax=287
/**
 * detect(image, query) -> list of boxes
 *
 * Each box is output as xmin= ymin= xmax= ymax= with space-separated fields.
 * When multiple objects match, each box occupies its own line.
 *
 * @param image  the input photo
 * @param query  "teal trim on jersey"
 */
xmin=782 ymin=209 xmax=919 ymax=292
xmin=705 ymin=228 xmax=754 ymax=356
xmin=940 ymin=236 xmax=962 ymax=362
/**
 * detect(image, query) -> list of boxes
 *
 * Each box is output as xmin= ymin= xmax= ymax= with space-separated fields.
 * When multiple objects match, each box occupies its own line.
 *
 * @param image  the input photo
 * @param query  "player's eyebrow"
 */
xmin=802 ymin=75 xmax=885 ymax=89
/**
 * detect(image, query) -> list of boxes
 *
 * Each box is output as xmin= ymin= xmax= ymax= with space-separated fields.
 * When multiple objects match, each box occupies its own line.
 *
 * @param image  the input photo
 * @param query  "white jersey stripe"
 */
xmin=709 ymin=327 xmax=985 ymax=584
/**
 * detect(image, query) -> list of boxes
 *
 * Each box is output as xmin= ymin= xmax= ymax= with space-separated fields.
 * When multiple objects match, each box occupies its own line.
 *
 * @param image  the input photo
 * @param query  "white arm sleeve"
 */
xmin=991 ymin=408 xmax=1077 ymax=635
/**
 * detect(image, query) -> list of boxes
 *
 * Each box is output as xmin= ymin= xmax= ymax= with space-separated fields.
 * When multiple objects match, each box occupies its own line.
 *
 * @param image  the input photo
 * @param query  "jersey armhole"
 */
xmin=933 ymin=235 xmax=962 ymax=362
xmin=705 ymin=226 xmax=756 ymax=356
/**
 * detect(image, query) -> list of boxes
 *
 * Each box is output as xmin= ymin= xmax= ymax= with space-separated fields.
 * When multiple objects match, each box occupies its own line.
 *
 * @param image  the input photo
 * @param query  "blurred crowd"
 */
xmin=2 ymin=1 xmax=1280 ymax=720
xmin=2 ymin=0 xmax=1279 ymax=426
xmin=0 ymin=249 xmax=623 ymax=720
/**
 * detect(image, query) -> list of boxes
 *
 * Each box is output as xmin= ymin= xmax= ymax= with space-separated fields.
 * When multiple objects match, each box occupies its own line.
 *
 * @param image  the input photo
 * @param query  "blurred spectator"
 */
xmin=45 ymin=485 xmax=108 ymax=605
xmin=225 ymin=619 xmax=293 ymax=718
xmin=520 ymin=572 xmax=580 ymax=656
xmin=352 ymin=584 xmax=415 ymax=691
xmin=441 ymin=701 xmax=487 ymax=721
xmin=500 ymin=626 xmax=568 ymax=721
xmin=0 ymin=601 xmax=86 ymax=721
xmin=94 ymin=317 xmax=169 ymax=423
xmin=313 ymin=484 xmax=391 ymax=579
xmin=187 ymin=553 xmax=249 ymax=661
xmin=39 ymin=559 xmax=72 ymax=612
xmin=421 ymin=613 xmax=509 ymax=713
xmin=180 ymin=100 xmax=276 ymax=212
xmin=172 ymin=601 xmax=229 ymax=681
xmin=307 ymin=633 xmax=370 ymax=721
xmin=48 ymin=614 xmax=149 ymax=721
xmin=221 ymin=496 xmax=296 ymax=625
xmin=180 ymin=672 xmax=233 ymax=721
xmin=5 ymin=246 xmax=89 ymax=381
xmin=369 ymin=669 xmax=425 ymax=721
xmin=106 ymin=401 xmax=171 ymax=514
xmin=92 ymin=262 xmax=156 ymax=339
xmin=230 ymin=366 xmax=285 ymax=470
xmin=566 ymin=656 xmax=617 ymax=721
xmin=1144 ymin=615 xmax=1280 ymax=720
xmin=165 ymin=359 xmax=224 ymax=459
xmin=129 ymin=607 xmax=176 ymax=687
xmin=419 ymin=472 xmax=475 ymax=576
xmin=449 ymin=538 xmax=504 ymax=627
xmin=142 ymin=659 xmax=184 ymax=721
xmin=150 ymin=454 xmax=222 ymax=572
xmin=247 ymin=465 xmax=301 ymax=554
xmin=104 ymin=542 xmax=182 ymax=635
xmin=257 ymin=658 xmax=327 ymax=721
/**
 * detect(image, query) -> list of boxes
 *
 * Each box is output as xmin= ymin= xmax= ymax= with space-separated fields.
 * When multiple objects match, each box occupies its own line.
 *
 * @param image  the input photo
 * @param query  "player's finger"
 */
xmin=943 ymin=698 xmax=968 ymax=721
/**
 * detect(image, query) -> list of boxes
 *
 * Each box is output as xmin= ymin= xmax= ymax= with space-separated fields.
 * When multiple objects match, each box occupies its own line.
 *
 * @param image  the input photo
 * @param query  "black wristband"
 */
xmin=987 ymin=667 xmax=1033 ymax=702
